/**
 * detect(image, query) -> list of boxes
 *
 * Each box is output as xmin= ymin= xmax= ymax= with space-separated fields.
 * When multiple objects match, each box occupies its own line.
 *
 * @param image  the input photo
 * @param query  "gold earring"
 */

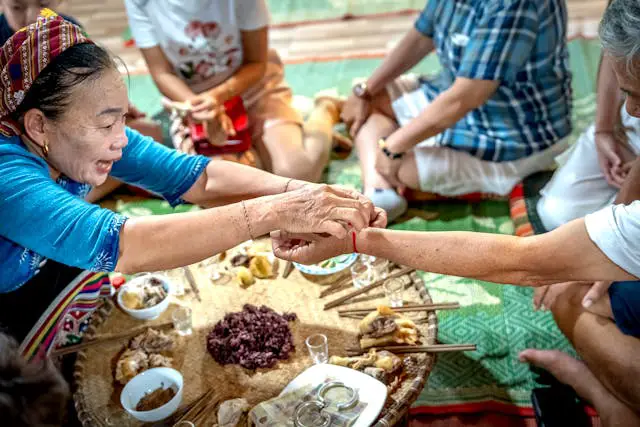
xmin=42 ymin=141 xmax=49 ymax=158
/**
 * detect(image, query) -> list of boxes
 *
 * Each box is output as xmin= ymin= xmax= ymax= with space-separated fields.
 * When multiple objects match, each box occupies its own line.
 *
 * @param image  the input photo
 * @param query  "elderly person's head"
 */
xmin=0 ymin=333 xmax=69 ymax=426
xmin=0 ymin=9 xmax=128 ymax=186
xmin=600 ymin=0 xmax=640 ymax=117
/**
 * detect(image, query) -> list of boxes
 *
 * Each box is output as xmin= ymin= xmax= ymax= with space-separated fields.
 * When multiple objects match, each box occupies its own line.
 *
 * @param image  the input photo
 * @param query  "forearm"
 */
xmin=182 ymin=161 xmax=304 ymax=207
xmin=151 ymin=70 xmax=196 ymax=102
xmin=366 ymin=29 xmax=434 ymax=96
xmin=385 ymin=85 xmax=475 ymax=152
xmin=595 ymin=54 xmax=623 ymax=133
xmin=115 ymin=197 xmax=276 ymax=273
xmin=206 ymin=62 xmax=267 ymax=104
xmin=357 ymin=219 xmax=636 ymax=286
xmin=615 ymin=158 xmax=640 ymax=203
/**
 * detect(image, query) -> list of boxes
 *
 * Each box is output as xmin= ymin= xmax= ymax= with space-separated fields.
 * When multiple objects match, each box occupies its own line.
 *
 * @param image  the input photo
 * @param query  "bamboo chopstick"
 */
xmin=338 ymin=302 xmax=460 ymax=315
xmin=282 ymin=261 xmax=295 ymax=279
xmin=345 ymin=343 xmax=477 ymax=356
xmin=173 ymin=389 xmax=218 ymax=426
xmin=319 ymin=275 xmax=353 ymax=298
xmin=183 ymin=266 xmax=201 ymax=302
xmin=51 ymin=321 xmax=173 ymax=357
xmin=324 ymin=267 xmax=414 ymax=310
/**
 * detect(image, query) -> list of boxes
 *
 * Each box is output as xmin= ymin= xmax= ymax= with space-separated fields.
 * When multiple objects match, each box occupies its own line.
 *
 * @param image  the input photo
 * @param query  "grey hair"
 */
xmin=600 ymin=0 xmax=640 ymax=71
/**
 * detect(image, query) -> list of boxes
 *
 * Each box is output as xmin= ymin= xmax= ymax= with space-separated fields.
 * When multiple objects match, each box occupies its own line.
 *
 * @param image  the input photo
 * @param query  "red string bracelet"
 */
xmin=351 ymin=230 xmax=358 ymax=253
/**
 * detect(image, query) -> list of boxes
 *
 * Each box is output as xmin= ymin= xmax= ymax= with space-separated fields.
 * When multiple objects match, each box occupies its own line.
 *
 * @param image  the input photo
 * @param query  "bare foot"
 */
xmin=520 ymin=349 xmax=640 ymax=427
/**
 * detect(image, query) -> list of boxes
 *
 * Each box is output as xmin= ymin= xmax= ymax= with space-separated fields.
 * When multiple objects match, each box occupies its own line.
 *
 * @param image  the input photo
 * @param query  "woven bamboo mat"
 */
xmin=73 ymin=241 xmax=437 ymax=426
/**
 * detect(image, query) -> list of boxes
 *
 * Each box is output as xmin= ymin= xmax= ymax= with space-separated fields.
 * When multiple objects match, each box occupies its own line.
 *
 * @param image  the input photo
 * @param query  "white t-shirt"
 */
xmin=124 ymin=0 xmax=270 ymax=93
xmin=585 ymin=201 xmax=640 ymax=278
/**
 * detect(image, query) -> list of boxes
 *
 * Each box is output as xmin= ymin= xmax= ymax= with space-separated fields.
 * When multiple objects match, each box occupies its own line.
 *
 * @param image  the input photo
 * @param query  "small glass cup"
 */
xmin=370 ymin=257 xmax=389 ymax=281
xmin=172 ymin=306 xmax=193 ymax=336
xmin=350 ymin=258 xmax=376 ymax=289
xmin=383 ymin=279 xmax=404 ymax=307
xmin=305 ymin=334 xmax=329 ymax=364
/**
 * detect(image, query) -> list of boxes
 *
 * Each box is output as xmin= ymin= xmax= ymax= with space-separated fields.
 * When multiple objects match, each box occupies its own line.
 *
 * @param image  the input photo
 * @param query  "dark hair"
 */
xmin=0 ymin=333 xmax=70 ymax=426
xmin=11 ymin=42 xmax=117 ymax=122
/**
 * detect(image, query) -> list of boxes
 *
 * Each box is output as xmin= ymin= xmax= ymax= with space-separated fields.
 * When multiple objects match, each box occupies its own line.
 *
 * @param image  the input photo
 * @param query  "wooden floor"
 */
xmin=53 ymin=0 xmax=609 ymax=72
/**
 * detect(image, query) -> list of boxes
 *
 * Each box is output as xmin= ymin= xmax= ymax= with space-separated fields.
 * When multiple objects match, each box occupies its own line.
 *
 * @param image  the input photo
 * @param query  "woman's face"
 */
xmin=44 ymin=69 xmax=129 ymax=186
xmin=1 ymin=0 xmax=60 ymax=30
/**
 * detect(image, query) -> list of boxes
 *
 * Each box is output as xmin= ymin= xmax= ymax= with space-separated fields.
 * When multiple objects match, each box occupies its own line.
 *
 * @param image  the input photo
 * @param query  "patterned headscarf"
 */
xmin=0 ymin=9 xmax=92 ymax=136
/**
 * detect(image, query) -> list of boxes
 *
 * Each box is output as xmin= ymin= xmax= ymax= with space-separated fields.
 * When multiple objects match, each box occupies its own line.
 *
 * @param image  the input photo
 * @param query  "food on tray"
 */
xmin=115 ymin=329 xmax=175 ymax=385
xmin=236 ymin=266 xmax=255 ymax=287
xmin=217 ymin=398 xmax=250 ymax=427
xmin=135 ymin=385 xmax=176 ymax=411
xmin=207 ymin=304 xmax=297 ymax=369
xmin=358 ymin=305 xmax=419 ymax=349
xmin=317 ymin=254 xmax=352 ymax=269
xmin=249 ymin=255 xmax=273 ymax=279
xmin=330 ymin=349 xmax=406 ymax=390
xmin=130 ymin=328 xmax=174 ymax=353
xmin=121 ymin=276 xmax=168 ymax=309
xmin=230 ymin=254 xmax=250 ymax=267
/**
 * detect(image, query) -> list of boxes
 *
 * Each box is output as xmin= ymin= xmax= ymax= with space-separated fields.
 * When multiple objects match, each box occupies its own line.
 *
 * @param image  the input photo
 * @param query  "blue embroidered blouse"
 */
xmin=0 ymin=127 xmax=210 ymax=292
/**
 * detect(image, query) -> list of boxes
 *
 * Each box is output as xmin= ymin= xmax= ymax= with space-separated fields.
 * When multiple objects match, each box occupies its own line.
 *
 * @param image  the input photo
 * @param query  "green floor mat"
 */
xmin=119 ymin=38 xmax=602 ymax=411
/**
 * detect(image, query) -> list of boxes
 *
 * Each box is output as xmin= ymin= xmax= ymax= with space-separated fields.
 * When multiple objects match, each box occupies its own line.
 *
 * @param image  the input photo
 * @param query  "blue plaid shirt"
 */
xmin=415 ymin=0 xmax=572 ymax=162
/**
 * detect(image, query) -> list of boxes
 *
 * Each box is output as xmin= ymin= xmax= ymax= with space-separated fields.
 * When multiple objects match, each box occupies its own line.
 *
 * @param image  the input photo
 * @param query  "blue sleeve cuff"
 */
xmin=164 ymin=156 xmax=211 ymax=207
xmin=90 ymin=214 xmax=127 ymax=272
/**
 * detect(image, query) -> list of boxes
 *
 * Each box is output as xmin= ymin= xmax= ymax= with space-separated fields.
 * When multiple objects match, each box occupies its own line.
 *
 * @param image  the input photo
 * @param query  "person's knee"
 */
xmin=550 ymin=282 xmax=589 ymax=316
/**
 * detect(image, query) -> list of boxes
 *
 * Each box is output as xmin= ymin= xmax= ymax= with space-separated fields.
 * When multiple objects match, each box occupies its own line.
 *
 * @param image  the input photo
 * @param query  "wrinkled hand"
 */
xmin=374 ymin=148 xmax=403 ymax=188
xmin=341 ymin=95 xmax=371 ymax=138
xmin=271 ymin=207 xmax=387 ymax=264
xmin=595 ymin=131 xmax=635 ymax=188
xmin=272 ymin=185 xmax=380 ymax=239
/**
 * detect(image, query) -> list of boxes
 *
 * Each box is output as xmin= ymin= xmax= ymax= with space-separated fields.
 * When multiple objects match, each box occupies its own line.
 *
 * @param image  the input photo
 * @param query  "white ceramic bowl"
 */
xmin=120 ymin=367 xmax=184 ymax=423
xmin=117 ymin=274 xmax=171 ymax=320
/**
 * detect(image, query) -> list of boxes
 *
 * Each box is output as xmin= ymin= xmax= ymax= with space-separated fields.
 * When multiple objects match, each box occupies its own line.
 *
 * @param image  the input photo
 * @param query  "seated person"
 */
xmin=275 ymin=195 xmax=640 ymax=426
xmin=537 ymin=0 xmax=640 ymax=231
xmin=0 ymin=333 xmax=69 ymax=426
xmin=0 ymin=11 xmax=379 ymax=358
xmin=0 ymin=0 xmax=164 ymax=204
xmin=124 ymin=0 xmax=344 ymax=183
xmin=341 ymin=0 xmax=572 ymax=221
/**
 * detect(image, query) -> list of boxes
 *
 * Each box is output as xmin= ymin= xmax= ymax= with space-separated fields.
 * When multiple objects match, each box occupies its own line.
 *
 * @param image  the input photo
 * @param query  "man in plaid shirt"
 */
xmin=342 ymin=0 xmax=572 ymax=221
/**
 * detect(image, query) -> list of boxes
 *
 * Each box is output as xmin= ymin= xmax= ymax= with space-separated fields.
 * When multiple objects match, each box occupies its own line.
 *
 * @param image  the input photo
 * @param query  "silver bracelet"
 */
xmin=241 ymin=201 xmax=255 ymax=240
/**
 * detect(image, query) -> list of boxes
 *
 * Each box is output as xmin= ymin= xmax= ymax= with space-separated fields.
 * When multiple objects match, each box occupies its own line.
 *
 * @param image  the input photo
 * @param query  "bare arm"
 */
xmin=181 ymin=160 xmax=304 ymax=207
xmin=595 ymin=54 xmax=623 ymax=134
xmin=356 ymin=220 xmax=636 ymax=286
xmin=142 ymin=27 xmax=268 ymax=105
xmin=385 ymin=77 xmax=499 ymax=152
xmin=615 ymin=157 xmax=640 ymax=203
xmin=365 ymin=28 xmax=434 ymax=96
xmin=141 ymin=46 xmax=196 ymax=102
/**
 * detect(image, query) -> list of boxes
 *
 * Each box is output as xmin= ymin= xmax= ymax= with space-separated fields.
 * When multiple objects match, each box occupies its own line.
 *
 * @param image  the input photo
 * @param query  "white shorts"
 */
xmin=387 ymin=75 xmax=568 ymax=196
xmin=537 ymin=105 xmax=640 ymax=230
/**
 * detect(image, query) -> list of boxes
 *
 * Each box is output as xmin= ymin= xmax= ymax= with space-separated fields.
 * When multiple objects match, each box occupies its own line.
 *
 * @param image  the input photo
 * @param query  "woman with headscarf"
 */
xmin=0 ymin=10 xmax=384 ymax=359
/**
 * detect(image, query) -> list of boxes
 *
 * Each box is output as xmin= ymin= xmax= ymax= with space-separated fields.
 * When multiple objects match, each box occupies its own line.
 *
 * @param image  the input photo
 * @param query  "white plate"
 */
xmin=280 ymin=363 xmax=387 ymax=427
xmin=294 ymin=253 xmax=358 ymax=276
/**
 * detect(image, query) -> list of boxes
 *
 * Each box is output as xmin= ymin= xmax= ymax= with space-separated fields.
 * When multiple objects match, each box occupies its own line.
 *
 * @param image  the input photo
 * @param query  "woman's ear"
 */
xmin=22 ymin=108 xmax=48 ymax=147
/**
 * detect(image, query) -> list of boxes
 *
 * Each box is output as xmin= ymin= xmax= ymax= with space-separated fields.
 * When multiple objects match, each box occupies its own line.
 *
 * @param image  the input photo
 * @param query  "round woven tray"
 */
xmin=73 ymin=250 xmax=437 ymax=427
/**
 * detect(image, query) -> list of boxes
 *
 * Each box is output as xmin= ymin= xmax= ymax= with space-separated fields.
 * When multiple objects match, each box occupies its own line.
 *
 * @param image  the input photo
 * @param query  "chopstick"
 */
xmin=51 ymin=321 xmax=173 ymax=357
xmin=183 ymin=266 xmax=201 ymax=302
xmin=338 ymin=302 xmax=460 ymax=316
xmin=345 ymin=343 xmax=477 ymax=356
xmin=282 ymin=261 xmax=295 ymax=279
xmin=173 ymin=389 xmax=218 ymax=426
xmin=319 ymin=276 xmax=353 ymax=298
xmin=324 ymin=267 xmax=414 ymax=310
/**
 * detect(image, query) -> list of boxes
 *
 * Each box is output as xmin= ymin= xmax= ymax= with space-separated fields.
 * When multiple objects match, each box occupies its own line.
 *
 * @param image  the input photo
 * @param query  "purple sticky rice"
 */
xmin=207 ymin=304 xmax=297 ymax=369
